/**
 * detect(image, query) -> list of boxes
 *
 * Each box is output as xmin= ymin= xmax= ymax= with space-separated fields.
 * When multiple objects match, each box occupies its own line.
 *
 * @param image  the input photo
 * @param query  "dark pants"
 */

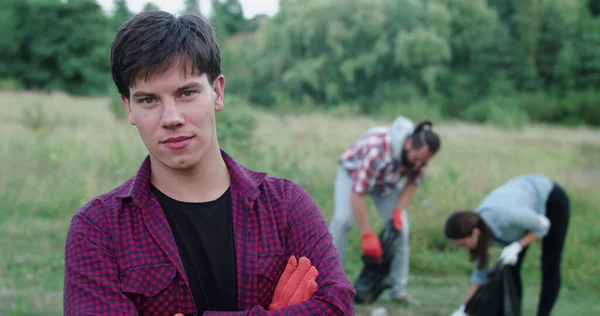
xmin=510 ymin=183 xmax=570 ymax=316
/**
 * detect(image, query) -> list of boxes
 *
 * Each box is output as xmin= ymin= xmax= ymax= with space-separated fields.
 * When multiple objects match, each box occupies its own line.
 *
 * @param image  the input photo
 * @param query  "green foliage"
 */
xmin=461 ymin=95 xmax=530 ymax=130
xmin=181 ymin=0 xmax=201 ymax=15
xmin=210 ymin=0 xmax=246 ymax=41
xmin=111 ymin=0 xmax=133 ymax=32
xmin=487 ymin=100 xmax=530 ymax=130
xmin=589 ymin=0 xmax=600 ymax=16
xmin=516 ymin=91 xmax=562 ymax=122
xmin=7 ymin=0 xmax=111 ymax=96
xmin=21 ymin=103 xmax=51 ymax=134
xmin=143 ymin=2 xmax=161 ymax=11
xmin=0 ymin=0 xmax=598 ymax=127
xmin=376 ymin=98 xmax=444 ymax=124
xmin=1 ymin=91 xmax=600 ymax=314
xmin=560 ymin=90 xmax=600 ymax=126
xmin=108 ymin=92 xmax=127 ymax=121
xmin=215 ymin=96 xmax=257 ymax=157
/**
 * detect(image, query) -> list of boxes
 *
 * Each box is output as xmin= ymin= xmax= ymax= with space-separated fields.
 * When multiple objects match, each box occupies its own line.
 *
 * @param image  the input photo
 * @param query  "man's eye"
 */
xmin=142 ymin=98 xmax=154 ymax=104
xmin=181 ymin=91 xmax=195 ymax=97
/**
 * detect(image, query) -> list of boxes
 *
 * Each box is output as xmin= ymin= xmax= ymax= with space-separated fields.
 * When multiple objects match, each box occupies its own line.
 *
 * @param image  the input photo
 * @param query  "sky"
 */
xmin=96 ymin=0 xmax=280 ymax=19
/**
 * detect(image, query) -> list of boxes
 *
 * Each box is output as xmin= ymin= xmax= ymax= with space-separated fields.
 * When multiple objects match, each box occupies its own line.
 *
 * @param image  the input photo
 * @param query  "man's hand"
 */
xmin=499 ymin=241 xmax=523 ymax=266
xmin=361 ymin=232 xmax=383 ymax=260
xmin=392 ymin=207 xmax=403 ymax=231
xmin=268 ymin=256 xmax=319 ymax=311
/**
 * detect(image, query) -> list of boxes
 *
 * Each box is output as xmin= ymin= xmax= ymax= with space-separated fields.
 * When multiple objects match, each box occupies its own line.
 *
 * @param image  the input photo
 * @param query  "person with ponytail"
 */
xmin=329 ymin=115 xmax=441 ymax=304
xmin=445 ymin=174 xmax=570 ymax=316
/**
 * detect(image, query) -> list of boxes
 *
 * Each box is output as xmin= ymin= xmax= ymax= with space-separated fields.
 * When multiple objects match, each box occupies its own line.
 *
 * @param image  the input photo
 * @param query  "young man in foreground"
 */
xmin=63 ymin=10 xmax=355 ymax=315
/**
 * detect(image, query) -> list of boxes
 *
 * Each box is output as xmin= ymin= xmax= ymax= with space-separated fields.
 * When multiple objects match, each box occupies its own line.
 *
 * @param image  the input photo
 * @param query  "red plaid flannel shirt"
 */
xmin=340 ymin=127 xmax=425 ymax=196
xmin=63 ymin=150 xmax=355 ymax=316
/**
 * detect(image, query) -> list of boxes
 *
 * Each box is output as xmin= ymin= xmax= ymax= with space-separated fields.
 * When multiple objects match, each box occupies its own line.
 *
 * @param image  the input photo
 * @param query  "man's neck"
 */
xmin=150 ymin=147 xmax=231 ymax=203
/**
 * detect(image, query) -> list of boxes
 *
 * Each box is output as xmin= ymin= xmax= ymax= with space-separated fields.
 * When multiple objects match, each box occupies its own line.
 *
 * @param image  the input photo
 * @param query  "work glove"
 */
xmin=268 ymin=256 xmax=319 ymax=311
xmin=449 ymin=304 xmax=468 ymax=316
xmin=361 ymin=231 xmax=383 ymax=260
xmin=391 ymin=207 xmax=403 ymax=231
xmin=499 ymin=241 xmax=523 ymax=266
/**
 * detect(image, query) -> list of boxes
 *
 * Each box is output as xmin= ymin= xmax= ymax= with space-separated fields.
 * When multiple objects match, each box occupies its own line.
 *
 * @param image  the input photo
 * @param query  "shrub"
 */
xmin=108 ymin=92 xmax=127 ymax=121
xmin=216 ymin=96 xmax=257 ymax=157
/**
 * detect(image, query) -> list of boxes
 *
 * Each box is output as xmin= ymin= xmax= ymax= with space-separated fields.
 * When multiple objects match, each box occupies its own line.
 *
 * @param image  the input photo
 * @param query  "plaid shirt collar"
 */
xmin=116 ymin=149 xmax=266 ymax=208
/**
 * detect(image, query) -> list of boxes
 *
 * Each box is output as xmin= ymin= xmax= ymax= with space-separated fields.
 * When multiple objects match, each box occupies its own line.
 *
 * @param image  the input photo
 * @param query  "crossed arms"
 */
xmin=63 ymin=185 xmax=355 ymax=315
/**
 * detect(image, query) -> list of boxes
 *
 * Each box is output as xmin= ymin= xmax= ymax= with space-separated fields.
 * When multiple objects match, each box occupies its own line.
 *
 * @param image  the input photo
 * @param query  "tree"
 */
xmin=10 ymin=0 xmax=111 ymax=95
xmin=143 ymin=2 xmax=160 ymax=11
xmin=0 ymin=0 xmax=19 ymax=79
xmin=210 ymin=0 xmax=246 ymax=40
xmin=589 ymin=0 xmax=600 ymax=16
xmin=111 ymin=0 xmax=132 ymax=32
xmin=182 ymin=0 xmax=201 ymax=15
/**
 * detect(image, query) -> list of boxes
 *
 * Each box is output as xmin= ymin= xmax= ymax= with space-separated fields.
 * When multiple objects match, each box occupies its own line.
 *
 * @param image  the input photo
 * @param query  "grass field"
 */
xmin=1 ymin=90 xmax=599 ymax=315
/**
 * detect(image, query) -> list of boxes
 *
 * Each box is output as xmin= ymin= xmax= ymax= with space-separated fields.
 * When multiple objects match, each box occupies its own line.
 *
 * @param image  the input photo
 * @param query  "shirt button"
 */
xmin=181 ymin=282 xmax=188 ymax=289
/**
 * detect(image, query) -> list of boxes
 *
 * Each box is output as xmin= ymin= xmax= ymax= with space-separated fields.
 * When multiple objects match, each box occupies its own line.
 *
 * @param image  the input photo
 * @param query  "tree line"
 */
xmin=1 ymin=0 xmax=599 ymax=126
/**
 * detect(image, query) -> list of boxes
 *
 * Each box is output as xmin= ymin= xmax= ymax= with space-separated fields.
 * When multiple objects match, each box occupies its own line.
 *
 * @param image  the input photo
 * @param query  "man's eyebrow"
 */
xmin=130 ymin=83 xmax=203 ymax=99
xmin=131 ymin=91 xmax=157 ymax=99
xmin=176 ymin=82 xmax=203 ymax=93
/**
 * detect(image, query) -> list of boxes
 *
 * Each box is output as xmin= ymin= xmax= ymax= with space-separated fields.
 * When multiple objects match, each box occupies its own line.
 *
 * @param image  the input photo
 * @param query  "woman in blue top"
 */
xmin=444 ymin=174 xmax=570 ymax=316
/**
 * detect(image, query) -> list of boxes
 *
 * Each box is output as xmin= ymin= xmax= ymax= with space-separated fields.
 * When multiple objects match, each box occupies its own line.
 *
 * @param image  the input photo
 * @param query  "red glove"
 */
xmin=392 ymin=207 xmax=403 ymax=231
xmin=268 ymin=256 xmax=319 ymax=311
xmin=361 ymin=231 xmax=383 ymax=260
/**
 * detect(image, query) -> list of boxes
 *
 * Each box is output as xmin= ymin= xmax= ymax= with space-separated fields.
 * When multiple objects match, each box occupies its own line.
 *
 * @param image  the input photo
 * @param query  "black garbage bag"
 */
xmin=354 ymin=220 xmax=401 ymax=304
xmin=465 ymin=260 xmax=521 ymax=316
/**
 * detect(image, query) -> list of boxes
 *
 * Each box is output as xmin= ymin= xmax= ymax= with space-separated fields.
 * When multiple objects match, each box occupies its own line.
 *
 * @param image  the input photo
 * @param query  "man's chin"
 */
xmin=150 ymin=153 xmax=198 ymax=171
xmin=168 ymin=158 xmax=198 ymax=171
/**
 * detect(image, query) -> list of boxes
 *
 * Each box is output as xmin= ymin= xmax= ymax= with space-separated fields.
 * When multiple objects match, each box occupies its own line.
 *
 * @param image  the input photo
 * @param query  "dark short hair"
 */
xmin=110 ymin=10 xmax=222 ymax=98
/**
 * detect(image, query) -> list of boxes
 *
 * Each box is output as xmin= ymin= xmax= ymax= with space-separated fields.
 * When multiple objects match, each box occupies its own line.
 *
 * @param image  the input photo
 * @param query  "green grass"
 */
xmin=1 ymin=90 xmax=599 ymax=315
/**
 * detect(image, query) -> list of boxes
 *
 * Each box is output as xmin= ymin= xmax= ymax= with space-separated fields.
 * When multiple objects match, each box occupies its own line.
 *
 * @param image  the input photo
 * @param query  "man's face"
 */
xmin=121 ymin=59 xmax=225 ymax=172
xmin=404 ymin=139 xmax=433 ymax=169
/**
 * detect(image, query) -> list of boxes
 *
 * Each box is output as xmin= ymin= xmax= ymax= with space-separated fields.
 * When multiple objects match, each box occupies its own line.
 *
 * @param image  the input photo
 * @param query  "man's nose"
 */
xmin=161 ymin=99 xmax=184 ymax=128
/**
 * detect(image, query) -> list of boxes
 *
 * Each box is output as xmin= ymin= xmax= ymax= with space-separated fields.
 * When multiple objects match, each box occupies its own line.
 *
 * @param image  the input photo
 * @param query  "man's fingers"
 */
xmin=278 ymin=257 xmax=312 ymax=306
xmin=269 ymin=255 xmax=298 ymax=310
xmin=278 ymin=255 xmax=298 ymax=288
xmin=285 ymin=257 xmax=312 ymax=287
xmin=303 ymin=279 xmax=318 ymax=300
xmin=287 ymin=264 xmax=319 ymax=306
xmin=298 ymin=267 xmax=319 ymax=301
xmin=305 ymin=265 xmax=318 ymax=280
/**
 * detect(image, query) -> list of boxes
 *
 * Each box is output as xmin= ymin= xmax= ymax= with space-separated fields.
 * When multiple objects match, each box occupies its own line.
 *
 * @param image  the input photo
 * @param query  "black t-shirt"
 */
xmin=151 ymin=185 xmax=238 ymax=314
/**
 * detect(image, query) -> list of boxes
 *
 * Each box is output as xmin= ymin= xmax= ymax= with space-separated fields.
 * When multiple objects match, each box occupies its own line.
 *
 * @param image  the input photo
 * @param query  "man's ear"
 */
xmin=121 ymin=95 xmax=135 ymax=126
xmin=212 ymin=75 xmax=226 ymax=112
xmin=403 ymin=137 xmax=413 ymax=150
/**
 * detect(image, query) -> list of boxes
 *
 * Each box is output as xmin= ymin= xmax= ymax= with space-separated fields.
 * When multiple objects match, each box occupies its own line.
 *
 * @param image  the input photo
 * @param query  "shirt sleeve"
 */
xmin=352 ymin=145 xmax=386 ymax=194
xmin=509 ymin=207 xmax=551 ymax=238
xmin=204 ymin=184 xmax=356 ymax=316
xmin=470 ymin=259 xmax=490 ymax=285
xmin=63 ymin=200 xmax=139 ymax=316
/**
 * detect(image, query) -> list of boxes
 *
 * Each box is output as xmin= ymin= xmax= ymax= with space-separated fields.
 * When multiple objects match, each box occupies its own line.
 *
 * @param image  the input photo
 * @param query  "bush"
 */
xmin=461 ymin=95 xmax=530 ymax=130
xmin=487 ymin=101 xmax=529 ymax=130
xmin=560 ymin=90 xmax=600 ymax=126
xmin=216 ymin=95 xmax=257 ymax=157
xmin=375 ymin=97 xmax=444 ymax=123
xmin=108 ymin=92 xmax=127 ymax=121
xmin=517 ymin=92 xmax=562 ymax=123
